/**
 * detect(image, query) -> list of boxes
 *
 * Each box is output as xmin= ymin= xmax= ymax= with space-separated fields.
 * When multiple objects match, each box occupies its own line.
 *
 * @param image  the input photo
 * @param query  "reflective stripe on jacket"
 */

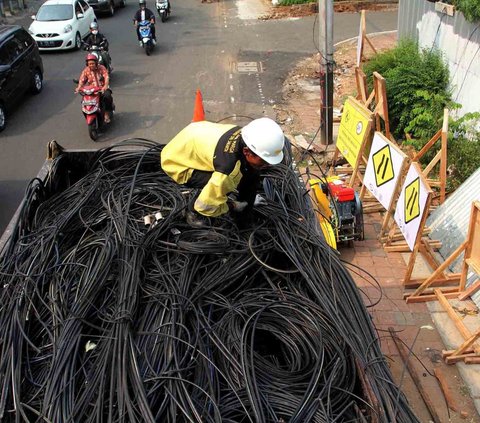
xmin=161 ymin=121 xmax=244 ymax=217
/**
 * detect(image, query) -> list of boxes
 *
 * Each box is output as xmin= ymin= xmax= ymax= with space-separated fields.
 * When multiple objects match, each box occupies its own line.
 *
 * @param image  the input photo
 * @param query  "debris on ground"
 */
xmin=260 ymin=0 xmax=398 ymax=20
xmin=277 ymin=33 xmax=397 ymax=151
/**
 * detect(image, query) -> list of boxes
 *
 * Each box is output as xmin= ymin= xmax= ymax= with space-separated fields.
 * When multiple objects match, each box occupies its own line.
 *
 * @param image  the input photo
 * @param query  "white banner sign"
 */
xmin=394 ymin=164 xmax=430 ymax=251
xmin=364 ymin=132 xmax=407 ymax=210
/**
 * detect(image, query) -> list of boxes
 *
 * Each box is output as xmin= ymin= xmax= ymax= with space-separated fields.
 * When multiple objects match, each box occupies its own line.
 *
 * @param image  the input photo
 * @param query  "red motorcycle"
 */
xmin=76 ymin=85 xmax=112 ymax=141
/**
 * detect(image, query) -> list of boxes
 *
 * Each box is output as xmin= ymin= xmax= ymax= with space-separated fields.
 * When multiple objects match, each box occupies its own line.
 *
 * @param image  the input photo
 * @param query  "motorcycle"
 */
xmin=138 ymin=20 xmax=154 ymax=55
xmin=83 ymin=42 xmax=113 ymax=74
xmin=156 ymin=0 xmax=170 ymax=22
xmin=75 ymin=83 xmax=113 ymax=141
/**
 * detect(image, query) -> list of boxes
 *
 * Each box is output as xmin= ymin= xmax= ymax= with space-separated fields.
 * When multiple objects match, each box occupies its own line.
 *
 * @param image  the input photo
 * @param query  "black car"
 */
xmin=87 ymin=0 xmax=126 ymax=16
xmin=0 ymin=25 xmax=44 ymax=132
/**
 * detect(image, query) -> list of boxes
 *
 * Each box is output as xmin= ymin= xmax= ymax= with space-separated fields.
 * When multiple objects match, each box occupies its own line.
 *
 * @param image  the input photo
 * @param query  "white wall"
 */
xmin=398 ymin=0 xmax=480 ymax=116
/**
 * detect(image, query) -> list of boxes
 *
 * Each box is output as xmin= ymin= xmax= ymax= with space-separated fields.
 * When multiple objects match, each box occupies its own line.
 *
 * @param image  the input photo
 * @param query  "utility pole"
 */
xmin=318 ymin=0 xmax=334 ymax=145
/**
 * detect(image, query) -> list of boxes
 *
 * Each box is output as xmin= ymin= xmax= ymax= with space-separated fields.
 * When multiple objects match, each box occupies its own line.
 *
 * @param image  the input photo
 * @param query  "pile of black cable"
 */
xmin=0 ymin=140 xmax=419 ymax=422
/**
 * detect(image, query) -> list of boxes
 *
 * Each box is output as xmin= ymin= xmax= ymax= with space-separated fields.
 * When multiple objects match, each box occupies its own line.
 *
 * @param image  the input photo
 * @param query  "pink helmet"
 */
xmin=85 ymin=53 xmax=98 ymax=64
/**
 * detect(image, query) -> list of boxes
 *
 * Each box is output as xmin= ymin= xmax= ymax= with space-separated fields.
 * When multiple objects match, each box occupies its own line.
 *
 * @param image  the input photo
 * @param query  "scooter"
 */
xmin=138 ymin=20 xmax=154 ymax=55
xmin=75 ymin=83 xmax=113 ymax=141
xmin=83 ymin=42 xmax=113 ymax=74
xmin=156 ymin=0 xmax=170 ymax=22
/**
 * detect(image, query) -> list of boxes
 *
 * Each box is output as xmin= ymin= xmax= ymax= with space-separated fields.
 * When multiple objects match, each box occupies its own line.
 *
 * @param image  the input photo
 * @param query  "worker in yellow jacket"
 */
xmin=161 ymin=117 xmax=285 ymax=227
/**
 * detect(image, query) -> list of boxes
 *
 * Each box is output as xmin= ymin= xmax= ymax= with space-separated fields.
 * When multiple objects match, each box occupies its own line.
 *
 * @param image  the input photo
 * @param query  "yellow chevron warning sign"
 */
xmin=372 ymin=145 xmax=394 ymax=187
xmin=404 ymin=177 xmax=420 ymax=224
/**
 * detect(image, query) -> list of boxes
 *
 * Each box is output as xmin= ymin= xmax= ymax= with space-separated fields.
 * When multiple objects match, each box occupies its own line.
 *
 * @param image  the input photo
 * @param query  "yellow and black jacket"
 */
xmin=161 ymin=121 xmax=255 ymax=217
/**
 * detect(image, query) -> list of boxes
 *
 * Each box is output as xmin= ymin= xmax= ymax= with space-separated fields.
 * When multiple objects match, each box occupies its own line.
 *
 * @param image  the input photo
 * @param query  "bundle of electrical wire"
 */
xmin=0 ymin=139 xmax=419 ymax=422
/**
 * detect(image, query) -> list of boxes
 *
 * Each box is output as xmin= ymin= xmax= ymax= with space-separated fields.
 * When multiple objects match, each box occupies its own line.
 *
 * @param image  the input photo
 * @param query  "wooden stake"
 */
xmin=409 ymin=202 xmax=480 ymax=303
xmin=406 ymin=241 xmax=468 ymax=300
xmin=412 ymin=109 xmax=449 ymax=205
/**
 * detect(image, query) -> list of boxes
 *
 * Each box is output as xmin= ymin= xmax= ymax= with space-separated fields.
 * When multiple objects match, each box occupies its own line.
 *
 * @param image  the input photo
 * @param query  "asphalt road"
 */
xmin=0 ymin=0 xmax=397 ymax=233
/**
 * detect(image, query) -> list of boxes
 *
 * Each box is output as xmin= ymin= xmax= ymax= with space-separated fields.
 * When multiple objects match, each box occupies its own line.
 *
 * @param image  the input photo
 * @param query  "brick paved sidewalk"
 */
xmin=340 ymin=213 xmax=479 ymax=422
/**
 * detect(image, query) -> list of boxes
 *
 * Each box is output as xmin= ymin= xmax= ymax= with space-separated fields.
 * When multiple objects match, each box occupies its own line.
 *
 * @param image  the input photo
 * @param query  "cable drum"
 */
xmin=0 ymin=140 xmax=420 ymax=423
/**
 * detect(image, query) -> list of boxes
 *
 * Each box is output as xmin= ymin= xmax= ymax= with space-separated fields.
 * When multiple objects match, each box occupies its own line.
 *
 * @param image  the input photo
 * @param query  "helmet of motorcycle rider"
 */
xmin=241 ymin=118 xmax=285 ymax=165
xmin=85 ymin=53 xmax=98 ymax=65
xmin=89 ymin=22 xmax=99 ymax=35
xmin=139 ymin=0 xmax=146 ymax=7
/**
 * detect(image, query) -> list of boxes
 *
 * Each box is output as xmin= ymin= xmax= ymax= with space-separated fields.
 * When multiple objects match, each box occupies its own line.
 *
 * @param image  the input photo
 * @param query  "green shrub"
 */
xmin=363 ymin=39 xmax=453 ymax=141
xmin=402 ymin=113 xmax=480 ymax=192
xmin=446 ymin=113 xmax=480 ymax=190
xmin=455 ymin=0 xmax=480 ymax=22
xmin=362 ymin=39 xmax=480 ymax=192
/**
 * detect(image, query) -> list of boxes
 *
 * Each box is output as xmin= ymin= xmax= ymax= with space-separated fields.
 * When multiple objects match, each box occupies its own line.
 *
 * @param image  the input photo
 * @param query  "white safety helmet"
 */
xmin=241 ymin=117 xmax=285 ymax=165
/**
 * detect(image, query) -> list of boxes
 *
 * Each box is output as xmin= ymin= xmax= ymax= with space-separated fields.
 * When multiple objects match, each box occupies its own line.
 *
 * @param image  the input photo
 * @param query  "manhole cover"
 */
xmin=235 ymin=62 xmax=263 ymax=73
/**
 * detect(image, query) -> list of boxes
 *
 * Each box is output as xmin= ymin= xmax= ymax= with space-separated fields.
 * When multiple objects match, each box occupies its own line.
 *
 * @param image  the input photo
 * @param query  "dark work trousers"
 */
xmin=101 ymin=89 xmax=113 ymax=113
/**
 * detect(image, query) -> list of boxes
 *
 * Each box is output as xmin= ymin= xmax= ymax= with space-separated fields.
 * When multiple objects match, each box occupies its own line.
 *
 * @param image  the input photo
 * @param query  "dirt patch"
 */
xmin=277 ymin=32 xmax=397 ymax=140
xmin=334 ymin=1 xmax=398 ymax=13
xmin=260 ymin=1 xmax=398 ymax=20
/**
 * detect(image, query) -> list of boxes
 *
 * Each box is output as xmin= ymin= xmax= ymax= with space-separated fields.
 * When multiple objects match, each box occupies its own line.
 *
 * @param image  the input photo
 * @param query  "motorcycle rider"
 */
xmin=133 ymin=0 xmax=156 ymax=46
xmin=157 ymin=0 xmax=171 ymax=16
xmin=83 ymin=22 xmax=112 ymax=72
xmin=75 ymin=54 xmax=114 ymax=124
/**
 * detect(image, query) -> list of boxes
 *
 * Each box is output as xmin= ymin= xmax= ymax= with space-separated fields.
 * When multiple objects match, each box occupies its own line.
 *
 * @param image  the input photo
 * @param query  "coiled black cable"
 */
xmin=0 ymin=139 xmax=419 ymax=422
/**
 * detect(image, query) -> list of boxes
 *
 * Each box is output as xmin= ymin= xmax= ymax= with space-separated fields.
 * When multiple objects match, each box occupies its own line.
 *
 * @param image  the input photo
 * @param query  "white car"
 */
xmin=28 ymin=0 xmax=96 ymax=51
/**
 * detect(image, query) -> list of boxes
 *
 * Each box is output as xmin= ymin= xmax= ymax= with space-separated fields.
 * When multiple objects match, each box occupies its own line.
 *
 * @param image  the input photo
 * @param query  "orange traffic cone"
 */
xmin=192 ymin=89 xmax=206 ymax=122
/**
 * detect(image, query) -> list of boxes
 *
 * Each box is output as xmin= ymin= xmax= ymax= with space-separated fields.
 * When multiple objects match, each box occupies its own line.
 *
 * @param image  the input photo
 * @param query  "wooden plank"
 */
xmin=458 ymin=277 xmax=480 ymax=301
xmin=445 ymin=353 xmax=476 ymax=364
xmin=443 ymin=348 xmax=474 ymax=358
xmin=451 ymin=329 xmax=480 ymax=359
xmin=434 ymin=289 xmax=480 ymax=354
xmin=385 ymin=240 xmax=442 ymax=253
xmin=389 ymin=328 xmax=442 ymax=423
xmin=404 ymin=276 xmax=461 ymax=289
xmin=466 ymin=258 xmax=480 ymax=276
xmin=461 ymin=202 xmax=480 ymax=291
xmin=355 ymin=356 xmax=380 ymax=423
xmin=365 ymin=35 xmax=377 ymax=54
xmin=407 ymin=241 xmax=468 ymax=298
xmin=413 ymin=129 xmax=442 ymax=161
xmin=422 ymin=150 xmax=441 ymax=178
xmin=405 ymin=287 xmax=461 ymax=300
xmin=440 ymin=109 xmax=448 ymax=204
xmin=355 ymin=67 xmax=368 ymax=103
xmin=419 ymin=239 xmax=442 ymax=275
xmin=405 ymin=292 xmax=460 ymax=303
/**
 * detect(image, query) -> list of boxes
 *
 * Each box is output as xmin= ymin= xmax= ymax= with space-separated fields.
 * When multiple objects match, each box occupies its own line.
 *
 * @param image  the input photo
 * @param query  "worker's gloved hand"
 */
xmin=229 ymin=200 xmax=248 ymax=213
xmin=185 ymin=210 xmax=210 ymax=228
xmin=253 ymin=194 xmax=267 ymax=207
